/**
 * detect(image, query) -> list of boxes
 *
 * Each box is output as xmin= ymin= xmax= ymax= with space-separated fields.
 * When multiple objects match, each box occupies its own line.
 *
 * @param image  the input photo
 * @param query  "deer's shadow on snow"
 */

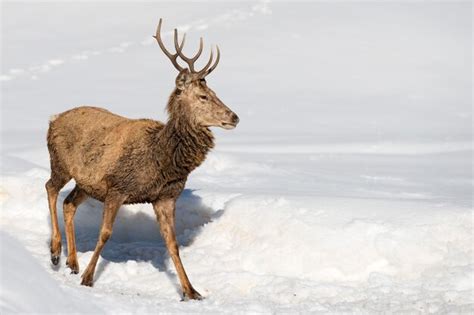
xmin=51 ymin=188 xmax=222 ymax=291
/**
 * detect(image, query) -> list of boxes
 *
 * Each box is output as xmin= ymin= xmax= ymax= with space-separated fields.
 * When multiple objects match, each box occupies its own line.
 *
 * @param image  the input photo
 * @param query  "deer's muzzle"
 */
xmin=221 ymin=112 xmax=239 ymax=130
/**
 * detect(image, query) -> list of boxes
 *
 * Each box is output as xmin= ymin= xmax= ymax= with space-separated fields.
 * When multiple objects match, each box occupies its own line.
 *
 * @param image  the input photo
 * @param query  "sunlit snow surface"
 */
xmin=1 ymin=1 xmax=472 ymax=313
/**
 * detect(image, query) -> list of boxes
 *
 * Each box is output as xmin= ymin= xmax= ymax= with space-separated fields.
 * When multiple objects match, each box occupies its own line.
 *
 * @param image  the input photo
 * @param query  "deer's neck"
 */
xmin=153 ymin=97 xmax=215 ymax=178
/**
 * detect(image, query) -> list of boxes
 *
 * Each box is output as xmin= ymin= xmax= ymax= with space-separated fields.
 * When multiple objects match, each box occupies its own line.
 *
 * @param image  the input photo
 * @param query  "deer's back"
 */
xmin=47 ymin=106 xmax=164 ymax=199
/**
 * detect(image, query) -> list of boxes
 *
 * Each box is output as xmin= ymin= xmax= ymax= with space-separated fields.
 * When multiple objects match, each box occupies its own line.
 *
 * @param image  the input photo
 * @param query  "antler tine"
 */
xmin=206 ymin=45 xmax=220 ymax=76
xmin=153 ymin=18 xmax=185 ymax=72
xmin=197 ymin=46 xmax=215 ymax=78
xmin=173 ymin=28 xmax=186 ymax=56
xmin=174 ymin=29 xmax=204 ymax=73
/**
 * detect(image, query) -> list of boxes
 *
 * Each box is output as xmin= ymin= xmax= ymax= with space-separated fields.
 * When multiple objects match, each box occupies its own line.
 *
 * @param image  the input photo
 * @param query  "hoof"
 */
xmin=80 ymin=278 xmax=93 ymax=287
xmin=81 ymin=273 xmax=93 ymax=287
xmin=182 ymin=289 xmax=203 ymax=301
xmin=51 ymin=255 xmax=60 ymax=265
xmin=66 ymin=258 xmax=79 ymax=274
xmin=50 ymin=239 xmax=61 ymax=265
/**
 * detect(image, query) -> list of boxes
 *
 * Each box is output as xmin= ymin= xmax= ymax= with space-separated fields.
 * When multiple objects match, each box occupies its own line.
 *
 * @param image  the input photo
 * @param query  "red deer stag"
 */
xmin=45 ymin=18 xmax=239 ymax=300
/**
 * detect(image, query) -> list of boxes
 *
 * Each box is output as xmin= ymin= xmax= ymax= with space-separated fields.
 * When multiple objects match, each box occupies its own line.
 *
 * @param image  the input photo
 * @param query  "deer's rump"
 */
xmin=47 ymin=106 xmax=164 ymax=198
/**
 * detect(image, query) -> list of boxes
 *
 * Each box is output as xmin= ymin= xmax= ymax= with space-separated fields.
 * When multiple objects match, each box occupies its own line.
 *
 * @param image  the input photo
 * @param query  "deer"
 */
xmin=45 ymin=19 xmax=239 ymax=300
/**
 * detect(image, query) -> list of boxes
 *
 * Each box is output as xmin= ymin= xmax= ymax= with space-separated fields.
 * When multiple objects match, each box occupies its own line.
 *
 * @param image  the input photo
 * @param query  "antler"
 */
xmin=173 ymin=30 xmax=203 ymax=73
xmin=202 ymin=45 xmax=220 ymax=77
xmin=153 ymin=18 xmax=185 ymax=72
xmin=154 ymin=18 xmax=221 ymax=77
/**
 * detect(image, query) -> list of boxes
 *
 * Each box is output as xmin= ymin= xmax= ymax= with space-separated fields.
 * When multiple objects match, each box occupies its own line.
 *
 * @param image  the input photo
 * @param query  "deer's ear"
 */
xmin=176 ymin=69 xmax=192 ymax=90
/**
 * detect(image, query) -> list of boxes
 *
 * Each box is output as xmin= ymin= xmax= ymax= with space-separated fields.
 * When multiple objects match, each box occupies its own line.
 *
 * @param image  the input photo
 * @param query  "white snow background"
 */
xmin=1 ymin=1 xmax=472 ymax=313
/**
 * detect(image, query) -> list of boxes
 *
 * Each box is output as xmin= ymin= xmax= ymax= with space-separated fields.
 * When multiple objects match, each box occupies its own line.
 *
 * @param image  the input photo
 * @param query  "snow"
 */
xmin=0 ymin=231 xmax=101 ymax=314
xmin=1 ymin=1 xmax=472 ymax=314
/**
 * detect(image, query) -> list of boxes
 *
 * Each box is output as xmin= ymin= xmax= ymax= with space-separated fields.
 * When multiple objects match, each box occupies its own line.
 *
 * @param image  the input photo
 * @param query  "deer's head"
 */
xmin=154 ymin=19 xmax=239 ymax=130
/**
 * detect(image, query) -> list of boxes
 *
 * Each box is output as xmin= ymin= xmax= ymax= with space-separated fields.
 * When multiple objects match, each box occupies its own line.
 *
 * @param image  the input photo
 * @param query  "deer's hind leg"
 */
xmin=63 ymin=185 xmax=88 ymax=274
xmin=45 ymin=171 xmax=71 ymax=265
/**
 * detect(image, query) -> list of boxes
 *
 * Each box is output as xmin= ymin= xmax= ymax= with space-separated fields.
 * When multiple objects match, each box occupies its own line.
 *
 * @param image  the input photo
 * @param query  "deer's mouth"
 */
xmin=221 ymin=122 xmax=237 ymax=130
xmin=220 ymin=113 xmax=239 ymax=130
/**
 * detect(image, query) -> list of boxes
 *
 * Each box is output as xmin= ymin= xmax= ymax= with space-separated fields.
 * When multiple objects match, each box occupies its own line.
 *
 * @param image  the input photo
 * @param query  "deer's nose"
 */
xmin=231 ymin=113 xmax=240 ymax=125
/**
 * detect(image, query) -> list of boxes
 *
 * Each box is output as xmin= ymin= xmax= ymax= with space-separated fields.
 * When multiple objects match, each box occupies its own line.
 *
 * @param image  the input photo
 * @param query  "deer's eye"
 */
xmin=199 ymin=95 xmax=209 ymax=101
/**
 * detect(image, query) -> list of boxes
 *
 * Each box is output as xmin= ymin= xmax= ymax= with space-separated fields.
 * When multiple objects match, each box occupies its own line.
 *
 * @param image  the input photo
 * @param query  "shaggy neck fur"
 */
xmin=152 ymin=90 xmax=215 ymax=179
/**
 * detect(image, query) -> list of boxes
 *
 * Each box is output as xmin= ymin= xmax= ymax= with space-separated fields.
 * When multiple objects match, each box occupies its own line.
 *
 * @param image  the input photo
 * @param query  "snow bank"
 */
xmin=182 ymin=196 xmax=473 ymax=311
xmin=190 ymin=196 xmax=472 ymax=283
xmin=0 ymin=232 xmax=100 ymax=314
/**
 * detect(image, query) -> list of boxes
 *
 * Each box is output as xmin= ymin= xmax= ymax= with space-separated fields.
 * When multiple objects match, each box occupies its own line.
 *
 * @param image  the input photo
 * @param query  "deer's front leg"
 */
xmin=153 ymin=198 xmax=202 ymax=301
xmin=81 ymin=192 xmax=125 ymax=287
